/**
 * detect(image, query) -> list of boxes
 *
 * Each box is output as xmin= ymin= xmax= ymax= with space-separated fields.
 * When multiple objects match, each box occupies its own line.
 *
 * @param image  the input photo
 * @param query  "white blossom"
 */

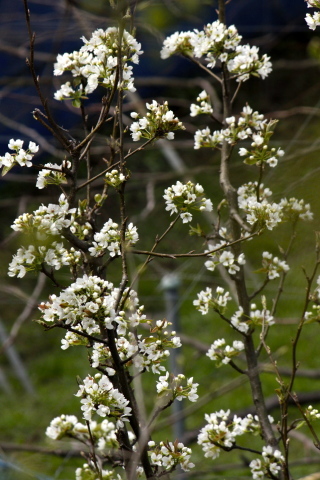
xmin=198 ymin=410 xmax=262 ymax=460
xmin=193 ymin=105 xmax=281 ymax=158
xmin=54 ymin=27 xmax=143 ymax=102
xmin=261 ymin=251 xmax=289 ymax=280
xmin=134 ymin=322 xmax=182 ymax=375
xmin=105 ymin=169 xmax=126 ymax=187
xmin=161 ymin=21 xmax=271 ymax=83
xmin=207 ymin=338 xmax=244 ymax=366
xmin=250 ymin=447 xmax=284 ymax=479
xmin=76 ymin=463 xmax=121 ymax=480
xmin=306 ymin=405 xmax=320 ymax=421
xmin=11 ymin=194 xmax=76 ymax=236
xmin=231 ymin=307 xmax=249 ymax=334
xmin=164 ymin=180 xmax=212 ymax=223
xmin=46 ymin=414 xmax=78 ymax=440
xmin=306 ymin=11 xmax=320 ymax=29
xmin=250 ymin=303 xmax=274 ymax=327
xmin=190 ymin=90 xmax=213 ymax=117
xmin=75 ymin=374 xmax=131 ymax=426
xmin=279 ymin=197 xmax=313 ymax=222
xmin=156 ymin=372 xmax=199 ymax=402
xmin=194 ymin=286 xmax=231 ymax=315
xmin=0 ymin=139 xmax=39 ymax=174
xmin=130 ymin=101 xmax=184 ymax=141
xmin=88 ymin=220 xmax=138 ymax=258
xmin=242 ymin=198 xmax=283 ymax=231
xmin=148 ymin=440 xmax=194 ymax=472
xmin=160 ymin=31 xmax=197 ymax=59
xmin=204 ymin=241 xmax=246 ymax=276
xmin=36 ymin=161 xmax=70 ymax=189
xmin=38 ymin=275 xmax=143 ymax=345
xmin=227 ymin=45 xmax=272 ymax=82
xmin=8 ymin=242 xmax=80 ymax=278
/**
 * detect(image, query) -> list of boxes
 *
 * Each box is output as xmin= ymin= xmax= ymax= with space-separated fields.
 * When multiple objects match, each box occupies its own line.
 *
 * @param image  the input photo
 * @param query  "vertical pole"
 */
xmin=161 ymin=274 xmax=187 ymax=479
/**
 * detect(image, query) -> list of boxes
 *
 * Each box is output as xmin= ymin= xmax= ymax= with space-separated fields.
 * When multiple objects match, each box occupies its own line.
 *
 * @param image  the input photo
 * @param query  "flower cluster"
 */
xmin=193 ymin=286 xmax=231 ymax=316
xmin=8 ymin=242 xmax=81 ymax=278
xmin=163 ymin=180 xmax=213 ymax=223
xmin=156 ymin=372 xmax=199 ymax=402
xmin=130 ymin=100 xmax=185 ymax=141
xmin=76 ymin=373 xmax=131 ymax=426
xmin=279 ymin=197 xmax=313 ymax=222
xmin=160 ymin=22 xmax=241 ymax=61
xmin=38 ymin=275 xmax=142 ymax=336
xmin=88 ymin=320 xmax=181 ymax=376
xmin=306 ymin=0 xmax=320 ymax=6
xmin=238 ymin=182 xmax=272 ymax=209
xmin=244 ymin=200 xmax=283 ymax=231
xmin=305 ymin=405 xmax=320 ymax=421
xmin=304 ymin=304 xmax=320 ymax=323
xmin=148 ymin=440 xmax=194 ymax=472
xmin=198 ymin=410 xmax=268 ymax=460
xmin=134 ymin=320 xmax=182 ymax=374
xmin=230 ymin=307 xmax=249 ymax=334
xmin=76 ymin=464 xmax=121 ymax=480
xmin=194 ymin=106 xmax=283 ymax=168
xmin=69 ymin=219 xmax=92 ymax=239
xmin=61 ymin=327 xmax=90 ymax=350
xmin=207 ymin=338 xmax=244 ymax=367
xmin=305 ymin=276 xmax=320 ymax=323
xmin=12 ymin=193 xmax=76 ymax=236
xmin=161 ymin=21 xmax=271 ymax=82
xmin=0 ymin=138 xmax=39 ymax=175
xmin=229 ymin=302 xmax=274 ymax=334
xmin=36 ymin=161 xmax=70 ymax=189
xmin=46 ymin=414 xmax=79 ymax=440
xmin=88 ymin=220 xmax=138 ymax=258
xmin=57 ymin=305 xmax=181 ymax=378
xmin=305 ymin=0 xmax=320 ymax=29
xmin=204 ymin=241 xmax=246 ymax=275
xmin=237 ymin=183 xmax=283 ymax=231
xmin=56 ymin=293 xmax=181 ymax=376
xmin=89 ymin=337 xmax=135 ymax=372
xmin=238 ymin=183 xmax=313 ymax=232
xmin=228 ymin=45 xmax=272 ymax=82
xmin=249 ymin=302 xmax=274 ymax=327
xmin=54 ymin=27 xmax=143 ymax=104
xmin=261 ymin=251 xmax=290 ymax=280
xmin=250 ymin=446 xmax=284 ymax=479
xmin=190 ymin=90 xmax=214 ymax=117
xmin=46 ymin=416 xmax=121 ymax=460
xmin=105 ymin=169 xmax=126 ymax=188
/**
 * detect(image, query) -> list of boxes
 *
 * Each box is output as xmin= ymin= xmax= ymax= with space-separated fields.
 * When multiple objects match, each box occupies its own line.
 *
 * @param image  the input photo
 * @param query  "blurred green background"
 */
xmin=1 ymin=0 xmax=320 ymax=478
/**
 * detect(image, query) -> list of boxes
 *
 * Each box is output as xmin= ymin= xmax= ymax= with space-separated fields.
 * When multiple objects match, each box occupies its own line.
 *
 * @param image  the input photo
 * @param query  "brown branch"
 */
xmin=131 ymin=232 xmax=258 ymax=258
xmin=289 ymin=392 xmax=320 ymax=449
xmin=0 ymin=442 xmax=84 ymax=457
xmin=0 ymin=273 xmax=46 ymax=355
xmin=217 ymin=0 xmax=277 ymax=450
xmin=53 ymin=324 xmax=109 ymax=346
xmin=22 ymin=0 xmax=71 ymax=152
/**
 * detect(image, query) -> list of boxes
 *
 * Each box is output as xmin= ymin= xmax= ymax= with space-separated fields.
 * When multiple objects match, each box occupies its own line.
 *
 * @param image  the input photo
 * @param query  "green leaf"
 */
xmin=157 ymin=389 xmax=171 ymax=398
xmin=244 ymin=157 xmax=257 ymax=165
xmin=72 ymin=98 xmax=82 ymax=108
xmin=189 ymin=223 xmax=204 ymax=237
xmin=1 ymin=163 xmax=15 ymax=176
xmin=73 ymin=77 xmax=82 ymax=87
xmin=294 ymin=420 xmax=306 ymax=430
xmin=78 ymin=198 xmax=88 ymax=213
